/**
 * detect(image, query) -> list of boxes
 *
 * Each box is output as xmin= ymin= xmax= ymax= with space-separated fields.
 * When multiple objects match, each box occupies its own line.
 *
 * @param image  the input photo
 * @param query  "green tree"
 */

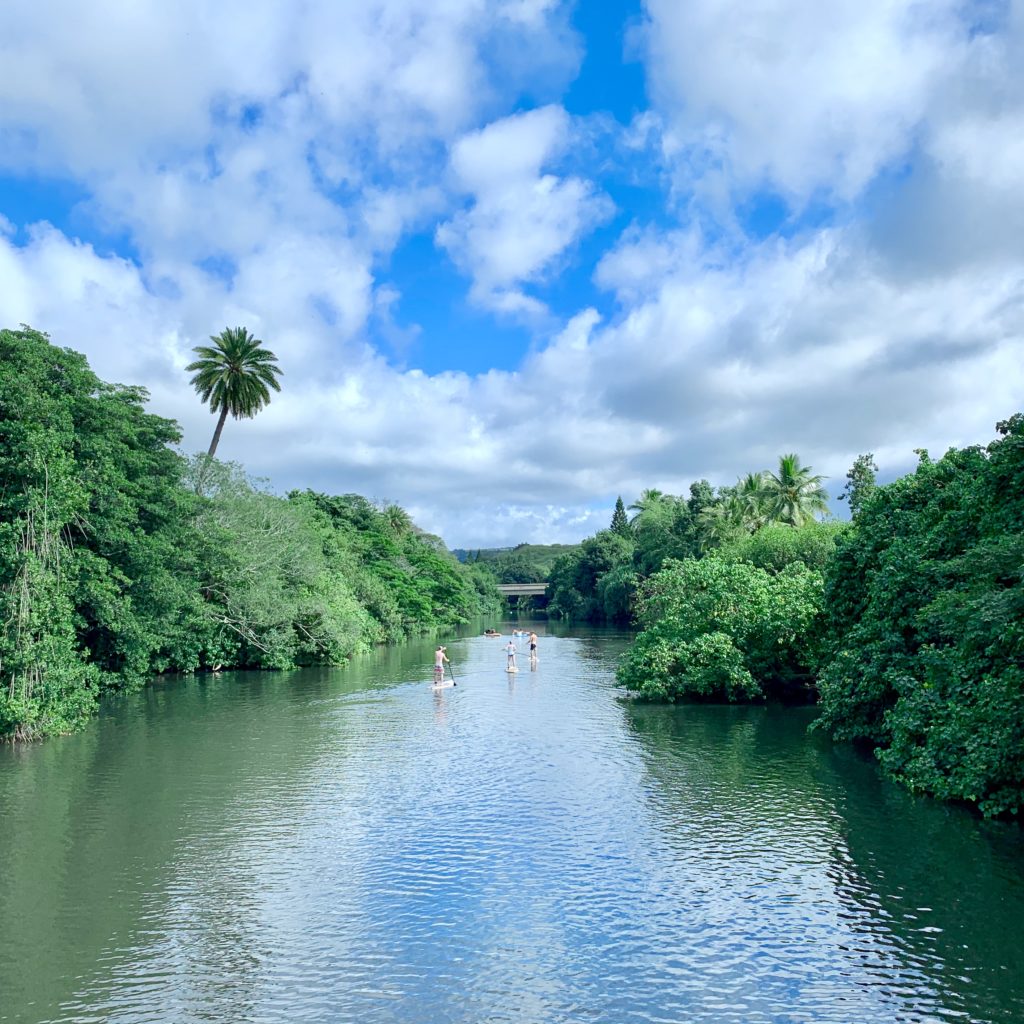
xmin=628 ymin=488 xmax=668 ymax=527
xmin=0 ymin=327 xmax=202 ymax=736
xmin=547 ymin=530 xmax=634 ymax=621
xmin=839 ymin=452 xmax=878 ymax=518
xmin=761 ymin=453 xmax=830 ymax=526
xmin=816 ymin=417 xmax=1024 ymax=816
xmin=618 ymin=556 xmax=823 ymax=702
xmin=610 ymin=496 xmax=630 ymax=537
xmin=721 ymin=520 xmax=847 ymax=574
xmin=381 ymin=502 xmax=414 ymax=537
xmin=186 ymin=327 xmax=283 ymax=457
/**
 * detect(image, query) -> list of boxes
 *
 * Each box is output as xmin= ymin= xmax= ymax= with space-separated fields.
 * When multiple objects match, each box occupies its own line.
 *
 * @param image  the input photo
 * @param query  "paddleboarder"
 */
xmin=434 ymin=645 xmax=449 ymax=682
xmin=505 ymin=639 xmax=518 ymax=671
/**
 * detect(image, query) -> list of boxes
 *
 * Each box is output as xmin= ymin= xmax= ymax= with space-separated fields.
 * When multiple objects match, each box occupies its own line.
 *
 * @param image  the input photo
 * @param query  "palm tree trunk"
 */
xmin=207 ymin=406 xmax=229 ymax=457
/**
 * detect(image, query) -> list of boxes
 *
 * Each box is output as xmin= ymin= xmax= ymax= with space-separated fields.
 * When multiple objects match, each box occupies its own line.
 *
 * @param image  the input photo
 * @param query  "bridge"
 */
xmin=496 ymin=582 xmax=549 ymax=605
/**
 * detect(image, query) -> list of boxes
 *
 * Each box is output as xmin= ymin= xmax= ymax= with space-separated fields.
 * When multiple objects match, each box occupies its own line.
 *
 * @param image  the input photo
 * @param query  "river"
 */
xmin=1 ymin=625 xmax=1022 ymax=1024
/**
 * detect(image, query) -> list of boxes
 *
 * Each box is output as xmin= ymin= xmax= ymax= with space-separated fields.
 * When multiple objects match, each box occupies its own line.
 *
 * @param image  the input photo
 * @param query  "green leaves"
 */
xmin=185 ymin=327 xmax=283 ymax=457
xmin=816 ymin=417 xmax=1024 ymax=816
xmin=0 ymin=329 xmax=496 ymax=740
xmin=618 ymin=556 xmax=823 ymax=703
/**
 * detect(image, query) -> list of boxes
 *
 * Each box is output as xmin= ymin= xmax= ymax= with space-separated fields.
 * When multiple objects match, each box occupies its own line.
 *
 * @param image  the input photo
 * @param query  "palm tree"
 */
xmin=761 ymin=454 xmax=829 ymax=526
xmin=628 ymin=488 xmax=668 ymax=529
xmin=382 ymin=503 xmax=414 ymax=536
xmin=734 ymin=471 xmax=770 ymax=530
xmin=186 ymin=327 xmax=283 ymax=457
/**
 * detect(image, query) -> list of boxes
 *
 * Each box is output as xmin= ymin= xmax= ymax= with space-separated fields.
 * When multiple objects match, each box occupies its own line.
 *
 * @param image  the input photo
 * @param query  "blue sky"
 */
xmin=1 ymin=0 xmax=1022 ymax=547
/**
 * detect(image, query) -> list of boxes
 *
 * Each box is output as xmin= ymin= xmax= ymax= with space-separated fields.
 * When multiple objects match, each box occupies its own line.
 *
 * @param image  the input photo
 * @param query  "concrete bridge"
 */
xmin=496 ymin=582 xmax=549 ymax=605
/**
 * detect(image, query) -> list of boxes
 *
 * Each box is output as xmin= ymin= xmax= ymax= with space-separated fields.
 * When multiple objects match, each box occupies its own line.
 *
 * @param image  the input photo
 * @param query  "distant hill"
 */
xmin=452 ymin=543 xmax=580 ymax=584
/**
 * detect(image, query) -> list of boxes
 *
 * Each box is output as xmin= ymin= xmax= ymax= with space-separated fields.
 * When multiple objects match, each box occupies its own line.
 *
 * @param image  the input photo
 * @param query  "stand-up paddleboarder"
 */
xmin=505 ymin=639 xmax=518 ymax=672
xmin=434 ymin=645 xmax=449 ymax=683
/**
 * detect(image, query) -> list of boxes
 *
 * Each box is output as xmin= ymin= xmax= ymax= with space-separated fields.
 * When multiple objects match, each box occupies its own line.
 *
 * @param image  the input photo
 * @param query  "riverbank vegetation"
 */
xmin=558 ymin=430 xmax=1024 ymax=817
xmin=0 ymin=327 xmax=499 ymax=741
xmin=454 ymin=544 xmax=579 ymax=584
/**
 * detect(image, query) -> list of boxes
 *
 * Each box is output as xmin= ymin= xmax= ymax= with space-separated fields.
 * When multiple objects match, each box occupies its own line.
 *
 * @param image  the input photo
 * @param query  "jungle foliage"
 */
xmin=617 ymin=557 xmax=824 ymax=703
xmin=0 ymin=328 xmax=499 ymax=740
xmin=548 ymin=457 xmax=835 ymax=624
xmin=815 ymin=419 xmax=1024 ymax=817
xmin=455 ymin=543 xmax=580 ymax=584
xmin=608 ymin=422 xmax=1024 ymax=817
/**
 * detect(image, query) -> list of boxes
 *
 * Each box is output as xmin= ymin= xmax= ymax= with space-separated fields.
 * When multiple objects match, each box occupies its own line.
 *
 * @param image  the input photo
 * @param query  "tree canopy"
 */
xmin=186 ymin=326 xmax=283 ymax=457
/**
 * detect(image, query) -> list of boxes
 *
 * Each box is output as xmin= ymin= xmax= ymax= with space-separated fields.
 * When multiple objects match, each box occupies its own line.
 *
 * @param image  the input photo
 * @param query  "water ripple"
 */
xmin=1 ymin=629 xmax=1022 ymax=1024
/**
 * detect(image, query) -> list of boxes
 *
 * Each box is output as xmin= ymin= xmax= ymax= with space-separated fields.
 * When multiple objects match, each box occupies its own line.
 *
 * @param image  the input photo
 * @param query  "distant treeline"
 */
xmin=453 ymin=544 xmax=580 ymax=584
xmin=556 ymin=437 xmax=1024 ymax=818
xmin=0 ymin=327 xmax=500 ymax=741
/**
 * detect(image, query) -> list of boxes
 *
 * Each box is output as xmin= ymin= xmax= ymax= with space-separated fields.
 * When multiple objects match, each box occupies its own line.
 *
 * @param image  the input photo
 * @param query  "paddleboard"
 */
xmin=506 ymin=666 xmax=519 ymax=673
xmin=431 ymin=681 xmax=456 ymax=690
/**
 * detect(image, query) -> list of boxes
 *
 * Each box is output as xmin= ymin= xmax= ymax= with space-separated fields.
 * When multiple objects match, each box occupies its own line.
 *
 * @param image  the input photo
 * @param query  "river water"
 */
xmin=1 ymin=626 xmax=1022 ymax=1024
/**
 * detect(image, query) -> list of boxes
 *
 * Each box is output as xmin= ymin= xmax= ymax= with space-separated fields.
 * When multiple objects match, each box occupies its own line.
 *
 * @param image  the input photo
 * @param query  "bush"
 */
xmin=618 ymin=556 xmax=823 ymax=702
xmin=816 ymin=417 xmax=1024 ymax=816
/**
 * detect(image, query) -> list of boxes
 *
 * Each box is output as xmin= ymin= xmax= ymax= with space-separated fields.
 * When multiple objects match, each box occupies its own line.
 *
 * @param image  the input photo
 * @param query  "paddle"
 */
xmin=447 ymin=661 xmax=457 ymax=686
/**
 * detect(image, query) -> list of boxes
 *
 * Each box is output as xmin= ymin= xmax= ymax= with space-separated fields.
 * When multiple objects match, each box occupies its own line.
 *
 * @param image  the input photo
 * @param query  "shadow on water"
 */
xmin=622 ymin=701 xmax=1024 ymax=1023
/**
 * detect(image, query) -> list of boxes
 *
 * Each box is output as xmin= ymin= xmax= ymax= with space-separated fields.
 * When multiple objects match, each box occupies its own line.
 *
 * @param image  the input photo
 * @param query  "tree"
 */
xmin=617 ymin=556 xmax=823 ymax=702
xmin=186 ymin=327 xmax=283 ymax=457
xmin=610 ymin=496 xmax=630 ymax=537
xmin=761 ymin=453 xmax=830 ymax=526
xmin=839 ymin=453 xmax=878 ymax=518
xmin=734 ymin=471 xmax=770 ymax=529
xmin=381 ymin=503 xmax=414 ymax=537
xmin=628 ymin=488 xmax=667 ymax=526
xmin=816 ymin=418 xmax=1024 ymax=817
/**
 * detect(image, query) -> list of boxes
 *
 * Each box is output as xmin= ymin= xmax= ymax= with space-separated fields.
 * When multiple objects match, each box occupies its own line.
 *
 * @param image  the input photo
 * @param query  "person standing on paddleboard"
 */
xmin=528 ymin=632 xmax=538 ymax=659
xmin=505 ymin=639 xmax=518 ymax=671
xmin=434 ymin=645 xmax=449 ymax=681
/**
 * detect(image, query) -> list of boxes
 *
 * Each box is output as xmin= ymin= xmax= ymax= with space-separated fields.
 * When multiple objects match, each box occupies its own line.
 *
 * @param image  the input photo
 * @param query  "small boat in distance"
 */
xmin=483 ymin=629 xmax=501 ymax=637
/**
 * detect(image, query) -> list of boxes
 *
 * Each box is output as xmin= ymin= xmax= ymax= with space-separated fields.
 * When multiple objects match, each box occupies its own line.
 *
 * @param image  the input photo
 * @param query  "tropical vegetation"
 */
xmin=186 ymin=326 xmax=283 ymax=457
xmin=600 ymin=425 xmax=1024 ymax=817
xmin=0 ymin=327 xmax=499 ymax=741
xmin=815 ymin=418 xmax=1024 ymax=817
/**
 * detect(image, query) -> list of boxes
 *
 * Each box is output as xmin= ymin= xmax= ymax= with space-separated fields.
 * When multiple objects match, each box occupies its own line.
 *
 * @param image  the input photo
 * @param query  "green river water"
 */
xmin=1 ymin=624 xmax=1022 ymax=1023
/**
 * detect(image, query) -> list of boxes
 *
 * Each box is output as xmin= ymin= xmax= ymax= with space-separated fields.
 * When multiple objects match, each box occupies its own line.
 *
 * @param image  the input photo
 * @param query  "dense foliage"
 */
xmin=611 ymin=421 xmax=1024 ymax=817
xmin=0 ymin=328 xmax=499 ymax=740
xmin=816 ymin=419 xmax=1024 ymax=816
xmin=455 ymin=543 xmax=580 ymax=584
xmin=617 ymin=556 xmax=824 ymax=702
xmin=548 ymin=458 xmax=835 ymax=624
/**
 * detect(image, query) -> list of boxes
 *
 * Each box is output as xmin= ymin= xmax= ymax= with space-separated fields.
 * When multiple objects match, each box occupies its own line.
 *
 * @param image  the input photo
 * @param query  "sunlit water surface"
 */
xmin=1 ymin=625 xmax=1022 ymax=1024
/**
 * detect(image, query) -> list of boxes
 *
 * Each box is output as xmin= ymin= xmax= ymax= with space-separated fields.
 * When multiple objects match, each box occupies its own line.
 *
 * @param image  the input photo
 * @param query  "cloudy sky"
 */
xmin=1 ymin=0 xmax=1022 ymax=547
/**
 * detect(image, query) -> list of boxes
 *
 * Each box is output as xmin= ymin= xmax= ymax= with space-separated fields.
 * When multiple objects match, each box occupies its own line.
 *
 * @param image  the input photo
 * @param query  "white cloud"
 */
xmin=641 ymin=0 xmax=966 ymax=203
xmin=1 ymin=0 xmax=1022 ymax=551
xmin=436 ymin=106 xmax=614 ymax=314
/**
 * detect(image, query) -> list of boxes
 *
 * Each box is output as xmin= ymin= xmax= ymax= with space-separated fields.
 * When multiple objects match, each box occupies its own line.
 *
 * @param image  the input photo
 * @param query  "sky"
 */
xmin=1 ymin=0 xmax=1022 ymax=548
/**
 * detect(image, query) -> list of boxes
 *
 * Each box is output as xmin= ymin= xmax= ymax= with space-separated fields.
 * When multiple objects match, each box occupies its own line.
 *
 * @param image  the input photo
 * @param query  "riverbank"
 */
xmin=0 ymin=327 xmax=501 ymax=742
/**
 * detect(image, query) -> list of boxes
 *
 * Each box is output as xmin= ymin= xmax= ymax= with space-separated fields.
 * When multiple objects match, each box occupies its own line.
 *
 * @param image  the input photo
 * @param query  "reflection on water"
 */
xmin=0 ymin=627 xmax=1021 ymax=1024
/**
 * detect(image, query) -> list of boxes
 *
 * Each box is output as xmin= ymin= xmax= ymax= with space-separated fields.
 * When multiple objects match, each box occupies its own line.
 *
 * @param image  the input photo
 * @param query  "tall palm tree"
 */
xmin=761 ymin=454 xmax=829 ymax=526
xmin=628 ymin=488 xmax=668 ymax=529
xmin=734 ymin=471 xmax=770 ymax=530
xmin=186 ymin=327 xmax=283 ymax=457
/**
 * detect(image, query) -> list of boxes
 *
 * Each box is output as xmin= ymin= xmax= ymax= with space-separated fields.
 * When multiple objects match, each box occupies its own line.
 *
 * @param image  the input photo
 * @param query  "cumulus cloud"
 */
xmin=436 ymin=106 xmax=614 ymax=314
xmin=0 ymin=0 xmax=1022 ymax=549
xmin=640 ymin=0 xmax=966 ymax=204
